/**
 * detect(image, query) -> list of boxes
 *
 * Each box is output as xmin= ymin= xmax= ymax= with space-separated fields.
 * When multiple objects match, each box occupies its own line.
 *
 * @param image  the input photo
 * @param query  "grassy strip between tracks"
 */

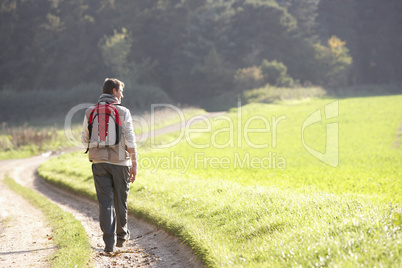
xmin=3 ymin=176 xmax=91 ymax=268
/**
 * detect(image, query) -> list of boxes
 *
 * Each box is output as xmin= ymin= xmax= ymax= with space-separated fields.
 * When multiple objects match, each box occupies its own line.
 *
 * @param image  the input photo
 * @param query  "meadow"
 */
xmin=0 ymin=99 xmax=203 ymax=160
xmin=38 ymin=95 xmax=402 ymax=267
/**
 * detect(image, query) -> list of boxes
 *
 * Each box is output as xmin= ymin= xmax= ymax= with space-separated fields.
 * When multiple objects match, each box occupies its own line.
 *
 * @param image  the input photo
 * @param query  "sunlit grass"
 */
xmin=133 ymin=106 xmax=205 ymax=134
xmin=148 ymin=96 xmax=402 ymax=201
xmin=0 ymin=107 xmax=205 ymax=159
xmin=38 ymin=95 xmax=402 ymax=267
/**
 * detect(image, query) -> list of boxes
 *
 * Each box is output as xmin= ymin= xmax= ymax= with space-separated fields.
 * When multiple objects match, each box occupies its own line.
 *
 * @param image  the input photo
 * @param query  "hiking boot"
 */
xmin=116 ymin=239 xmax=125 ymax=248
xmin=116 ymin=230 xmax=130 ymax=248
xmin=104 ymin=245 xmax=114 ymax=253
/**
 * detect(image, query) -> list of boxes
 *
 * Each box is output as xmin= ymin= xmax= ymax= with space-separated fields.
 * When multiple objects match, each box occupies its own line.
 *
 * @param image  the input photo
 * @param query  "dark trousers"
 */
xmin=92 ymin=163 xmax=131 ymax=248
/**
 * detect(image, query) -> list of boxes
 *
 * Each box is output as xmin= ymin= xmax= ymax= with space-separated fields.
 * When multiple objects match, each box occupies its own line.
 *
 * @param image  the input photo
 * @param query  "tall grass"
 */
xmin=0 ymin=123 xmax=66 ymax=159
xmin=242 ymin=86 xmax=327 ymax=104
xmin=1 ymin=123 xmax=56 ymax=148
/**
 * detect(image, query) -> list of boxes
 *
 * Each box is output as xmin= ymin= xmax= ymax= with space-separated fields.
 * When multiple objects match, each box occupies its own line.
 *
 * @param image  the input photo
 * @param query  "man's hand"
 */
xmin=127 ymin=147 xmax=137 ymax=183
xmin=129 ymin=161 xmax=137 ymax=183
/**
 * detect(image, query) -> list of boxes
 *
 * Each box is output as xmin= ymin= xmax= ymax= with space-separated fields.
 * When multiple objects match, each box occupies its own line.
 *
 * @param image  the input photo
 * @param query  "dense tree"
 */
xmin=317 ymin=0 xmax=402 ymax=85
xmin=0 ymin=0 xmax=400 ymax=102
xmin=277 ymin=0 xmax=320 ymax=36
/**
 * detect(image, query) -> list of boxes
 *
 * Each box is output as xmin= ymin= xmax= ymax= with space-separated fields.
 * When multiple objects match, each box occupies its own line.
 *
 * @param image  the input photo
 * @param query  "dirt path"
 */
xmin=1 ymin=155 xmax=204 ymax=267
xmin=0 ymin=112 xmax=225 ymax=267
xmin=0 ymin=175 xmax=56 ymax=268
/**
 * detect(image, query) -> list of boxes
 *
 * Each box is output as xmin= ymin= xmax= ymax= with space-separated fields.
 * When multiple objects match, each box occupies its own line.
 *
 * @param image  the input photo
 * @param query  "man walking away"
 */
xmin=81 ymin=78 xmax=137 ymax=252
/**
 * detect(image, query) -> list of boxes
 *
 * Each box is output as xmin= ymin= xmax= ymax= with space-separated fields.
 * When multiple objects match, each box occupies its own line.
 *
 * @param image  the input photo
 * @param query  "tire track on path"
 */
xmin=0 ymin=174 xmax=56 ymax=268
xmin=4 ymin=155 xmax=204 ymax=267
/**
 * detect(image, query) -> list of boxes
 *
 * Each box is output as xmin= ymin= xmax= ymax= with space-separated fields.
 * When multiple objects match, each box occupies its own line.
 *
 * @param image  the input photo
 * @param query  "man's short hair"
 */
xmin=102 ymin=78 xmax=125 ymax=94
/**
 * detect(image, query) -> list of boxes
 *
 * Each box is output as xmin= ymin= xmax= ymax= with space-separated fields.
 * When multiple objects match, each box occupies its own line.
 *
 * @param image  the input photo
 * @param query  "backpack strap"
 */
xmin=84 ymin=101 xmax=123 ymax=153
xmin=84 ymin=105 xmax=97 ymax=154
xmin=110 ymin=103 xmax=123 ymax=145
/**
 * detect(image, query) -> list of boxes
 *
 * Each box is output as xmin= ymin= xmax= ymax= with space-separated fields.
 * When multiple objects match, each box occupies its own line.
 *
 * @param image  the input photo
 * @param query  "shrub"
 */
xmin=260 ymin=59 xmax=294 ymax=87
xmin=0 ymin=135 xmax=13 ymax=151
xmin=234 ymin=66 xmax=265 ymax=92
xmin=313 ymin=36 xmax=352 ymax=88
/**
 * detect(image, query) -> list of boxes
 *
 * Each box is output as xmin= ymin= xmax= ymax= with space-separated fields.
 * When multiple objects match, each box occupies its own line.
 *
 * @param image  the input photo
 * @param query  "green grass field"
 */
xmin=0 ymin=107 xmax=204 ymax=160
xmin=38 ymin=95 xmax=402 ymax=267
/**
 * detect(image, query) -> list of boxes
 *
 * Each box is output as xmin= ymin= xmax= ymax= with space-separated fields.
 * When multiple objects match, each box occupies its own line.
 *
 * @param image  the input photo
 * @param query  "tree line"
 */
xmin=0 ymin=0 xmax=400 ymax=104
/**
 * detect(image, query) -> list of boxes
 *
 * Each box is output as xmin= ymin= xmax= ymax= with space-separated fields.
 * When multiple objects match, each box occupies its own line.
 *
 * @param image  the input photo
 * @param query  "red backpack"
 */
xmin=85 ymin=102 xmax=122 ymax=153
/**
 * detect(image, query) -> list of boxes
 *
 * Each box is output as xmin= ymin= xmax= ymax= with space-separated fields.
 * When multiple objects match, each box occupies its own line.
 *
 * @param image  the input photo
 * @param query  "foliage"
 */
xmin=2 ymin=0 xmax=399 ymax=107
xmin=98 ymin=28 xmax=133 ymax=78
xmin=234 ymin=59 xmax=297 ymax=93
xmin=234 ymin=66 xmax=264 ymax=92
xmin=260 ymin=59 xmax=295 ymax=87
xmin=317 ymin=0 xmax=402 ymax=85
xmin=190 ymin=46 xmax=234 ymax=99
xmin=313 ymin=36 xmax=352 ymax=87
xmin=0 ymin=82 xmax=99 ymax=126
xmin=277 ymin=0 xmax=320 ymax=35
xmin=0 ymin=82 xmax=171 ymax=126
xmin=123 ymin=84 xmax=172 ymax=111
xmin=3 ymin=176 xmax=91 ymax=267
xmin=38 ymin=95 xmax=402 ymax=267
